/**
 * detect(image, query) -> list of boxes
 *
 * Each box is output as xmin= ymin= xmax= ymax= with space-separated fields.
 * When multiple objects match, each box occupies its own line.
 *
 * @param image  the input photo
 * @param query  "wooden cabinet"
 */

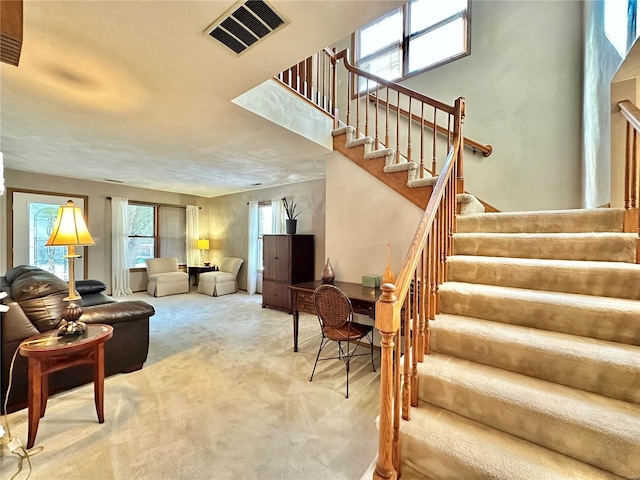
xmin=262 ymin=234 xmax=314 ymax=312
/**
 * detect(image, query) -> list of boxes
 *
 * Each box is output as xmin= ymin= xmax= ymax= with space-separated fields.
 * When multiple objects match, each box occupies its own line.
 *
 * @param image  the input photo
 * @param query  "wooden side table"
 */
xmin=188 ymin=265 xmax=214 ymax=286
xmin=19 ymin=324 xmax=113 ymax=448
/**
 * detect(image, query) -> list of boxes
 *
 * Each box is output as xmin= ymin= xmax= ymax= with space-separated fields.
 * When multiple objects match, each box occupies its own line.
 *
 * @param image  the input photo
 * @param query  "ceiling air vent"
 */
xmin=205 ymin=0 xmax=289 ymax=55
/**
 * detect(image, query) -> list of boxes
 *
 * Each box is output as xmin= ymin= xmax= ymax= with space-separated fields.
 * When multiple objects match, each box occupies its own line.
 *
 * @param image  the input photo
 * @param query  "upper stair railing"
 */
xmin=618 ymin=100 xmax=640 ymax=262
xmin=274 ymin=48 xmax=338 ymax=123
xmin=277 ymin=49 xmax=466 ymax=480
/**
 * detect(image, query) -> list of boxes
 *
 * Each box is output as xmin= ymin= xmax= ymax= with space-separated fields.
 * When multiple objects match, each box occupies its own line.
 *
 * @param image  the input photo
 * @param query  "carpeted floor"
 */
xmin=1 ymin=291 xmax=381 ymax=480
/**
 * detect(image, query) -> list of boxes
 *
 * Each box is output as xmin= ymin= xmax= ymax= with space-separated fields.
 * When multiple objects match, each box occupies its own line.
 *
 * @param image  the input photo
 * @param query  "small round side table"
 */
xmin=19 ymin=324 xmax=113 ymax=448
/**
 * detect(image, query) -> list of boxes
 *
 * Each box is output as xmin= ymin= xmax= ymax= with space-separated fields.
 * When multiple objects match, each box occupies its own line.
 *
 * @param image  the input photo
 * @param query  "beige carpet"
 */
xmin=1 ymin=291 xmax=381 ymax=480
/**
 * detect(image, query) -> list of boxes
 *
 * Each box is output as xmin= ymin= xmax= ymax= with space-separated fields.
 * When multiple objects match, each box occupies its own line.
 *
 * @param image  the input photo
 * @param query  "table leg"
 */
xmin=27 ymin=360 xmax=42 ymax=449
xmin=94 ymin=343 xmax=106 ymax=423
xmin=293 ymin=310 xmax=299 ymax=352
xmin=40 ymin=372 xmax=48 ymax=418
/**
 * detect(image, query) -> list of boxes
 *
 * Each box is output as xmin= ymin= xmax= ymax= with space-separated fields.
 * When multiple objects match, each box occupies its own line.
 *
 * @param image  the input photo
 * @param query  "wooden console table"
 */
xmin=289 ymin=280 xmax=381 ymax=352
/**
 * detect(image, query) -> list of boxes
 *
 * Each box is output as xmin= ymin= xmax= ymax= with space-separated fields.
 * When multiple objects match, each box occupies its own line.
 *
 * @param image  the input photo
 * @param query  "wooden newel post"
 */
xmin=374 ymin=282 xmax=399 ymax=480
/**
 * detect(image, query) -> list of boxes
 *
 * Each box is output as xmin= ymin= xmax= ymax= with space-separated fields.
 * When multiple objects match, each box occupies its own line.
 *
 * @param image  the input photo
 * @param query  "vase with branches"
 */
xmin=282 ymin=197 xmax=300 ymax=234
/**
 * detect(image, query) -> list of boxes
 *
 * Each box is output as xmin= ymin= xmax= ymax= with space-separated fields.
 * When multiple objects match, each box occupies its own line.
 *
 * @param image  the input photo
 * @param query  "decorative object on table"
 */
xmin=321 ymin=257 xmax=335 ymax=284
xmin=197 ymin=239 xmax=210 ymax=265
xmin=282 ymin=196 xmax=300 ymax=235
xmin=362 ymin=274 xmax=381 ymax=288
xmin=382 ymin=243 xmax=395 ymax=284
xmin=45 ymin=200 xmax=95 ymax=336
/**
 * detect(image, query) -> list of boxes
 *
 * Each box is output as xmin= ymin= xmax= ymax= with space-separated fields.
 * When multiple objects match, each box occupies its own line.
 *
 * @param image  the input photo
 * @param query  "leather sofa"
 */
xmin=0 ymin=265 xmax=155 ymax=413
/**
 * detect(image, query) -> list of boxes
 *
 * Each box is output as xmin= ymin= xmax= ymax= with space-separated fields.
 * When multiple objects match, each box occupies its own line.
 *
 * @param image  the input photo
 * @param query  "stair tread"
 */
xmin=365 ymin=148 xmax=395 ymax=160
xmin=402 ymin=403 xmax=624 ymax=480
xmin=431 ymin=313 xmax=640 ymax=402
xmin=440 ymin=281 xmax=640 ymax=313
xmin=419 ymin=353 xmax=640 ymax=430
xmin=457 ymin=208 xmax=625 ymax=233
xmin=439 ymin=281 xmax=640 ymax=346
xmin=453 ymin=232 xmax=636 ymax=262
xmin=453 ymin=231 xmax=636 ymax=238
xmin=417 ymin=353 xmax=640 ymax=477
xmin=447 ymin=255 xmax=640 ymax=300
xmin=449 ymin=255 xmax=640 ymax=269
xmin=433 ymin=313 xmax=640 ymax=365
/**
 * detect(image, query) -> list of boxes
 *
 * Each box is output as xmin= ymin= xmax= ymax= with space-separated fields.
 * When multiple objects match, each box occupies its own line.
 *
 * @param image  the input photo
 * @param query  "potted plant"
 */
xmin=282 ymin=197 xmax=300 ymax=234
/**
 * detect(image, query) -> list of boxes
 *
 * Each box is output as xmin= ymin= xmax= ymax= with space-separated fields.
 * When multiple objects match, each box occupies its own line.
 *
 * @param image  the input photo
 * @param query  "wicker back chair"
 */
xmin=310 ymin=284 xmax=376 ymax=398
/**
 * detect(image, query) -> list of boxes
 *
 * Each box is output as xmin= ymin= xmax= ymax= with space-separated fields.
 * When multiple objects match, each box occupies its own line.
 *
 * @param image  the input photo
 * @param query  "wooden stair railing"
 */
xmin=373 ymin=119 xmax=464 ymax=480
xmin=326 ymin=49 xmax=465 ymax=480
xmin=335 ymin=49 xmax=461 ymax=183
xmin=277 ymin=49 xmax=466 ymax=479
xmin=369 ymin=93 xmax=492 ymax=158
xmin=275 ymin=49 xmax=466 ymax=183
xmin=274 ymin=48 xmax=338 ymax=125
xmin=618 ymin=100 xmax=640 ymax=262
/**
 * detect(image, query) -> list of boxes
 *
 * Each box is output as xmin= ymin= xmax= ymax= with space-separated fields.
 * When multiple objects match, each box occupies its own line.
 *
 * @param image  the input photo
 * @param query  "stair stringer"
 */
xmin=333 ymin=126 xmax=485 ymax=214
xmin=332 ymin=127 xmax=433 ymax=210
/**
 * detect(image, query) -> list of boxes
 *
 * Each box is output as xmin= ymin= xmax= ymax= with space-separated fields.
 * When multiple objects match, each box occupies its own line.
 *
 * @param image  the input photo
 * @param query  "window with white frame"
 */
xmin=355 ymin=0 xmax=469 ymax=85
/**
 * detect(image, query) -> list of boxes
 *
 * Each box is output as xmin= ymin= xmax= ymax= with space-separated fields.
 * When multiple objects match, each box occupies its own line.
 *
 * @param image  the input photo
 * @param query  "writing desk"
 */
xmin=289 ymin=280 xmax=381 ymax=352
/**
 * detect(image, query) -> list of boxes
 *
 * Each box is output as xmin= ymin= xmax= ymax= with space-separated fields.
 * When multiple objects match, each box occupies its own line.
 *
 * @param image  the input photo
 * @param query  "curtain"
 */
xmin=111 ymin=197 xmax=133 ymax=296
xmin=247 ymin=201 xmax=259 ymax=295
xmin=271 ymin=198 xmax=285 ymax=234
xmin=186 ymin=205 xmax=200 ymax=266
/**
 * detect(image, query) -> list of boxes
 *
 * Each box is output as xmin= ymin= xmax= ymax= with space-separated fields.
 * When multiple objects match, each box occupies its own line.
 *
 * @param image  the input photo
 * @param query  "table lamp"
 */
xmin=45 ymin=200 xmax=95 ymax=336
xmin=197 ymin=239 xmax=210 ymax=265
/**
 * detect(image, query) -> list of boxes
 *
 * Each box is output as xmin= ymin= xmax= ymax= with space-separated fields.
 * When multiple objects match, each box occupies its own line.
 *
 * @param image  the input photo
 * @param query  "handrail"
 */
xmin=619 ymin=100 xmax=640 ymax=132
xmin=370 ymin=93 xmax=492 ymax=157
xmin=395 ymin=134 xmax=461 ymax=303
xmin=618 ymin=100 xmax=640 ymax=263
xmin=335 ymin=50 xmax=455 ymax=114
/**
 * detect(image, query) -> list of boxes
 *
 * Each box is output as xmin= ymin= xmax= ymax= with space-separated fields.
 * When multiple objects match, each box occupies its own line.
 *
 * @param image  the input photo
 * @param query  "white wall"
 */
xmin=3 ymin=169 xmax=208 ymax=293
xmin=325 ymin=151 xmax=423 ymax=284
xmin=333 ymin=0 xmax=584 ymax=212
xmin=405 ymin=0 xmax=584 ymax=211
xmin=207 ymin=179 xmax=326 ymax=291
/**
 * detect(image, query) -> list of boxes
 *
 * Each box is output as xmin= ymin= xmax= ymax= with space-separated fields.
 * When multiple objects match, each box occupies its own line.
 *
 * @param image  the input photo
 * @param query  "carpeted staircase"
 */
xmin=398 ymin=207 xmax=640 ymax=479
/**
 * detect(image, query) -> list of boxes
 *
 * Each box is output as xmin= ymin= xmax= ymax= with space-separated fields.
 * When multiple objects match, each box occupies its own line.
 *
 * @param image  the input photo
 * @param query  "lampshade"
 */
xmin=45 ymin=200 xmax=95 ymax=246
xmin=197 ymin=239 xmax=210 ymax=250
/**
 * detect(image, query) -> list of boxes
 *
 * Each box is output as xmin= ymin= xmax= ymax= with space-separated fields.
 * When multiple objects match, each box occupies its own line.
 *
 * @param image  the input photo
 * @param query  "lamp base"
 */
xmin=57 ymin=301 xmax=86 ymax=337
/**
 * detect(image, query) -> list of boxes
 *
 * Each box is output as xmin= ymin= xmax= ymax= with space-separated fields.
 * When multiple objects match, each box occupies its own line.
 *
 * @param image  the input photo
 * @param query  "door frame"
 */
xmin=7 ymin=188 xmax=90 ymax=278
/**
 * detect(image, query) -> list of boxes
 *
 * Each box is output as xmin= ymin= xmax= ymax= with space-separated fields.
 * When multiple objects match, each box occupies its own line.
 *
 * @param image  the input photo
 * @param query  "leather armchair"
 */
xmin=1 ymin=265 xmax=155 ymax=413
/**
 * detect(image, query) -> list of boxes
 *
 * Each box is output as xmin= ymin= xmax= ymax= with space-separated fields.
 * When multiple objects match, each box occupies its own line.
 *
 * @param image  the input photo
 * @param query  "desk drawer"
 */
xmin=352 ymin=300 xmax=375 ymax=318
xmin=298 ymin=301 xmax=316 ymax=315
xmin=297 ymin=291 xmax=314 ymax=304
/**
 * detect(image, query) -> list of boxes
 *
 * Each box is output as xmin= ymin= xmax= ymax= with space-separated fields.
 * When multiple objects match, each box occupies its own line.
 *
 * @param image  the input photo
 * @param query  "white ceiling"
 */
xmin=0 ymin=0 xmax=403 ymax=198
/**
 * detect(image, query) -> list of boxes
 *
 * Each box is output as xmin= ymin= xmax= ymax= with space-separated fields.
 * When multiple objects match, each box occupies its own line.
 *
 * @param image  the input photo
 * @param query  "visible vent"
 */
xmin=205 ymin=0 xmax=288 ymax=55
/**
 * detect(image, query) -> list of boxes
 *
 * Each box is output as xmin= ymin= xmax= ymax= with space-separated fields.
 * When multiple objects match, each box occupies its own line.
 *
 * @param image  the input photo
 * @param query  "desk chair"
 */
xmin=310 ymin=284 xmax=376 ymax=398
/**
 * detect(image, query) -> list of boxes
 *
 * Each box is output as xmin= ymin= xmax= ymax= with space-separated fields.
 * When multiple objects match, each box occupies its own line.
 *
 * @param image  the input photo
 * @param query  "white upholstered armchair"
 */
xmin=145 ymin=257 xmax=190 ymax=297
xmin=197 ymin=257 xmax=244 ymax=296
